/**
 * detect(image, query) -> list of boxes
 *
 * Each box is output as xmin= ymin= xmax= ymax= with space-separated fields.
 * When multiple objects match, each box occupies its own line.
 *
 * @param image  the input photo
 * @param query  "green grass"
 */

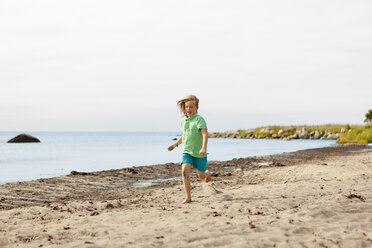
xmin=338 ymin=125 xmax=372 ymax=144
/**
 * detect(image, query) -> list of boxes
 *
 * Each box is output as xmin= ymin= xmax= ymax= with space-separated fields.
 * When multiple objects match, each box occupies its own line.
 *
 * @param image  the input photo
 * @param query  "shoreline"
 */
xmin=0 ymin=138 xmax=337 ymax=186
xmin=0 ymin=143 xmax=369 ymax=210
xmin=0 ymin=133 xmax=337 ymax=186
xmin=0 ymin=143 xmax=371 ymax=247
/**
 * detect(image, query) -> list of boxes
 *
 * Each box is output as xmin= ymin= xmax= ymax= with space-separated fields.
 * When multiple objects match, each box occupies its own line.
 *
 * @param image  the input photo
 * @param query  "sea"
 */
xmin=0 ymin=132 xmax=336 ymax=184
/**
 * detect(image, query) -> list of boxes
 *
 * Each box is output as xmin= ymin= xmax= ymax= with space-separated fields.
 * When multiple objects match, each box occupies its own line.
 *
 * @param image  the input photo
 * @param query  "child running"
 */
xmin=168 ymin=95 xmax=211 ymax=204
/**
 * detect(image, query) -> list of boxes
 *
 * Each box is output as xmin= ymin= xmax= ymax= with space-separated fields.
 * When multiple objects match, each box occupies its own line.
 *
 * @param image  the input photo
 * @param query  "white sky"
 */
xmin=0 ymin=0 xmax=371 ymax=132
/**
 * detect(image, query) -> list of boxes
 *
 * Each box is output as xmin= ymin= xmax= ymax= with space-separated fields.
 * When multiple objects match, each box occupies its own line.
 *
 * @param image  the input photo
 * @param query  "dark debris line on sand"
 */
xmin=346 ymin=192 xmax=366 ymax=202
xmin=0 ymin=144 xmax=370 ymax=210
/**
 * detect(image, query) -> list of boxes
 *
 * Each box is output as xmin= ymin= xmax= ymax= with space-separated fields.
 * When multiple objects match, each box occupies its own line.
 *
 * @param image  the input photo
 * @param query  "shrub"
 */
xmin=365 ymin=109 xmax=372 ymax=124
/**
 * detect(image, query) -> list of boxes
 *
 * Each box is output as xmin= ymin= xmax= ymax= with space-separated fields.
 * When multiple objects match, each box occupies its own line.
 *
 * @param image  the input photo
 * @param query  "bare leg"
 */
xmin=205 ymin=170 xmax=211 ymax=182
xmin=181 ymin=163 xmax=192 ymax=203
xmin=197 ymin=169 xmax=211 ymax=183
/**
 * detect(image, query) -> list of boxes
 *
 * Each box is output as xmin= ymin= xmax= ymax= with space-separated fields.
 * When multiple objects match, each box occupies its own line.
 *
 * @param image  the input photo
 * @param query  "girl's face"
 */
xmin=185 ymin=100 xmax=198 ymax=117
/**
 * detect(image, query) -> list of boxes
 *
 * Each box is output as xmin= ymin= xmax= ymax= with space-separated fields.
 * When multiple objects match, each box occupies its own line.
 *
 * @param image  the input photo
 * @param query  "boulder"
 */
xmin=288 ymin=133 xmax=299 ymax=139
xmin=298 ymin=128 xmax=309 ymax=139
xmin=208 ymin=133 xmax=215 ymax=138
xmin=226 ymin=131 xmax=239 ymax=138
xmin=301 ymin=127 xmax=309 ymax=133
xmin=260 ymin=128 xmax=272 ymax=133
xmin=313 ymin=130 xmax=321 ymax=139
xmin=7 ymin=133 xmax=40 ymax=143
xmin=244 ymin=133 xmax=250 ymax=138
xmin=326 ymin=134 xmax=338 ymax=140
xmin=299 ymin=132 xmax=307 ymax=138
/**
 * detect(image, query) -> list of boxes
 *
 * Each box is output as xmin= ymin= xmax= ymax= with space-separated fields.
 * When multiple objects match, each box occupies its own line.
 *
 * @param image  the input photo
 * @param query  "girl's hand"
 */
xmin=199 ymin=148 xmax=206 ymax=157
xmin=168 ymin=144 xmax=176 ymax=151
xmin=168 ymin=136 xmax=182 ymax=152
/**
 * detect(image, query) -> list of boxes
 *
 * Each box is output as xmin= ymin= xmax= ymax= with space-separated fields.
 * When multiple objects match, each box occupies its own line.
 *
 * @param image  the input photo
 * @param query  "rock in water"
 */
xmin=7 ymin=133 xmax=41 ymax=143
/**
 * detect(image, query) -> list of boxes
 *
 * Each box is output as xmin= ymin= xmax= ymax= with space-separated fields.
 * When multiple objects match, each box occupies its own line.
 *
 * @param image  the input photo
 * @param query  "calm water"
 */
xmin=0 ymin=132 xmax=336 ymax=184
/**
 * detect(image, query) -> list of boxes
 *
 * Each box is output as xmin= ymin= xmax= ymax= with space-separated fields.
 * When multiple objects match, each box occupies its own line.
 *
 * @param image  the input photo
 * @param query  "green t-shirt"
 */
xmin=181 ymin=113 xmax=207 ymax=158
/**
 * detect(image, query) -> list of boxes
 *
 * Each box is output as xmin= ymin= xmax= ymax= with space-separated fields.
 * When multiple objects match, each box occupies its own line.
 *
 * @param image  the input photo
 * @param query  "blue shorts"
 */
xmin=181 ymin=153 xmax=207 ymax=172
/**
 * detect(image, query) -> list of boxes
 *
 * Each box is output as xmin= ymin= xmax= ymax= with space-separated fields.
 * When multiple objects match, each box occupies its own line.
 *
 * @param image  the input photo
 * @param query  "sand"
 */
xmin=0 ymin=144 xmax=371 ymax=247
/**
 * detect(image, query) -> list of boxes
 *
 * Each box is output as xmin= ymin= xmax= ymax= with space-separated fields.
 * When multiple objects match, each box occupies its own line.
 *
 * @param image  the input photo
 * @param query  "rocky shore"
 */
xmin=209 ymin=126 xmax=350 ymax=141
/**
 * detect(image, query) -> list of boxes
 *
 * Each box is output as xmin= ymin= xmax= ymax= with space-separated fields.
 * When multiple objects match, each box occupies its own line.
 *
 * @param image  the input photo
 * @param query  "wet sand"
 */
xmin=0 ymin=143 xmax=371 ymax=247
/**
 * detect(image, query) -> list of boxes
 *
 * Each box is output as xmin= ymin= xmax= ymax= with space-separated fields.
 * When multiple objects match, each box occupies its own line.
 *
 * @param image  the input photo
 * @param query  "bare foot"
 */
xmin=182 ymin=199 xmax=192 ymax=204
xmin=205 ymin=170 xmax=211 ymax=183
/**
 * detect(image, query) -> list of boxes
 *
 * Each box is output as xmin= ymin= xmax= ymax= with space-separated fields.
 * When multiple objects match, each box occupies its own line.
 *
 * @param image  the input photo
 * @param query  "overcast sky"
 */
xmin=1 ymin=0 xmax=371 ymax=132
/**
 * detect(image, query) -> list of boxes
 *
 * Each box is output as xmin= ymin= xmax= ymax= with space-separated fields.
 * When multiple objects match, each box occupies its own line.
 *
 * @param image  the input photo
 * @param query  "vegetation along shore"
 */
xmin=209 ymin=124 xmax=372 ymax=144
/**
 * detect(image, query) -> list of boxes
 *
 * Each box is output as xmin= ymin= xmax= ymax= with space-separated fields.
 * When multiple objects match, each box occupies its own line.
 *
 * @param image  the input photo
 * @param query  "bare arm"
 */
xmin=199 ymin=128 xmax=208 ymax=156
xmin=168 ymin=136 xmax=182 ymax=151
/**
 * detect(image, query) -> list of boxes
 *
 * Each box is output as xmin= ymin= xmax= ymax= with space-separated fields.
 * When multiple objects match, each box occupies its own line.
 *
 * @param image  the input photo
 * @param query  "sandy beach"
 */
xmin=1 ymin=144 xmax=371 ymax=247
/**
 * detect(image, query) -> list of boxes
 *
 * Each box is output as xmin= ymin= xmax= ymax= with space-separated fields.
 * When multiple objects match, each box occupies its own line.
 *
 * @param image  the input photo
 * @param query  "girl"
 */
xmin=168 ymin=95 xmax=211 ymax=204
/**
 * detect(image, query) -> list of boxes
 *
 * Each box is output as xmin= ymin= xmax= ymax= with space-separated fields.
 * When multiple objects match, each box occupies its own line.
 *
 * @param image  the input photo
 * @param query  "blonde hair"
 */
xmin=177 ymin=95 xmax=199 ymax=116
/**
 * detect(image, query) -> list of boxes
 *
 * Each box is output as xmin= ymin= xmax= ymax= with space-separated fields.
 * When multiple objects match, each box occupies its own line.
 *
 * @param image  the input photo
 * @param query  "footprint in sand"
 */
xmin=201 ymin=183 xmax=236 ymax=201
xmin=221 ymin=194 xmax=234 ymax=201
xmin=202 ymin=183 xmax=222 ymax=195
xmin=201 ymin=183 xmax=236 ymax=202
